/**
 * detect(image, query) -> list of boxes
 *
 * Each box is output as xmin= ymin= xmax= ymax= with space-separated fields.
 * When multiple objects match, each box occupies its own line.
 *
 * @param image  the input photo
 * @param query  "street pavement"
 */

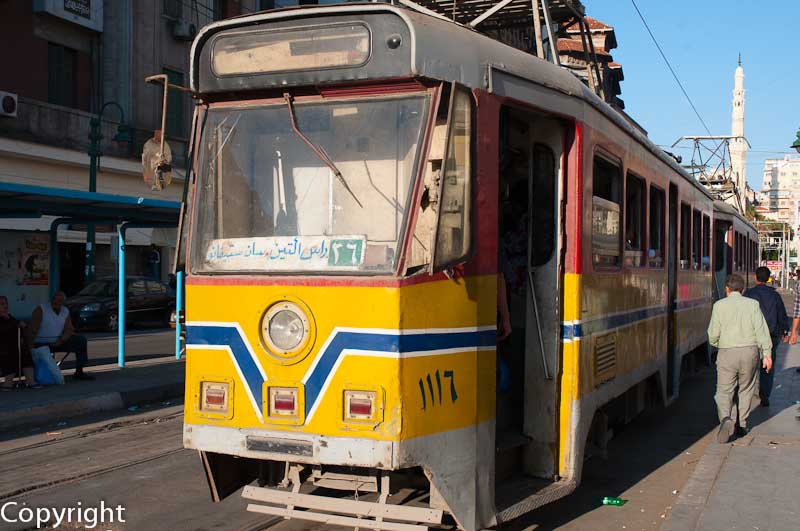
xmin=2 ymin=323 xmax=798 ymax=530
xmin=60 ymin=328 xmax=176 ymax=369
xmin=661 ymin=337 xmax=800 ymax=531
xmin=0 ymin=364 xmax=723 ymax=531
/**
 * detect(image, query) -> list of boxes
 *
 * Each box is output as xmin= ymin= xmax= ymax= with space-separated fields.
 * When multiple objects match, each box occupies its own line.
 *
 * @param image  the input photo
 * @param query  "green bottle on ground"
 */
xmin=602 ymin=496 xmax=626 ymax=506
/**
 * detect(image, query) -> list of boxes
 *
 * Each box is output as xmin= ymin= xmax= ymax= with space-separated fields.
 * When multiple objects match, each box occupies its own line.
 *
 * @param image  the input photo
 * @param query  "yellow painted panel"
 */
xmin=184 ymin=275 xmax=497 ymax=441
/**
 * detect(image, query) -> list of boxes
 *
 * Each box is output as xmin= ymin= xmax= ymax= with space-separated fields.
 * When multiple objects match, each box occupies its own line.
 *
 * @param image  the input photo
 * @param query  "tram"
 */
xmin=176 ymin=4 xmax=758 ymax=530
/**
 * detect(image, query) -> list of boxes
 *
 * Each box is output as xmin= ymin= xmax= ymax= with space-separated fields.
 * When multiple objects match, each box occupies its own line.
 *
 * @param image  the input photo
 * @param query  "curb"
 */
xmin=0 ymin=382 xmax=184 ymax=432
xmin=660 ymin=440 xmax=732 ymax=531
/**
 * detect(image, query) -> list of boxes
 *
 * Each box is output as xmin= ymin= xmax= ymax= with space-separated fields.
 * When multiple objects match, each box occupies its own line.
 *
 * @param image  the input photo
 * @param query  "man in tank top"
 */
xmin=30 ymin=291 xmax=93 ymax=380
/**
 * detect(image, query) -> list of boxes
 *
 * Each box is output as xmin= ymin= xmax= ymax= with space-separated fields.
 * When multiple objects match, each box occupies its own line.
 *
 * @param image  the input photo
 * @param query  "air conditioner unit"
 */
xmin=172 ymin=19 xmax=197 ymax=41
xmin=0 ymin=91 xmax=17 ymax=118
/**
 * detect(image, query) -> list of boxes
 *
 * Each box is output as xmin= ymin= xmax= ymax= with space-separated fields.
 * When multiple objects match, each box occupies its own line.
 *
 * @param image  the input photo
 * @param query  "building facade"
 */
xmin=760 ymin=155 xmax=800 ymax=227
xmin=0 ymin=0 xmax=257 ymax=313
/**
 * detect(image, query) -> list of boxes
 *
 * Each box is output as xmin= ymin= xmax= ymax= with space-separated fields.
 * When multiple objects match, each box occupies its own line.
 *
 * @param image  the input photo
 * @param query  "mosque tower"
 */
xmin=730 ymin=54 xmax=747 ymax=204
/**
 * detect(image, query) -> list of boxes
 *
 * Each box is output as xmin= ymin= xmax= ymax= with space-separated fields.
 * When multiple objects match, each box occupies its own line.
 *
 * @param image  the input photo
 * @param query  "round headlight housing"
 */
xmin=261 ymin=301 xmax=310 ymax=356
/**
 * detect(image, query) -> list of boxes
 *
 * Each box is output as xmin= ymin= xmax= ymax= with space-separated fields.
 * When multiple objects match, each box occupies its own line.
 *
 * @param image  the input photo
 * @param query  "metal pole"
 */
xmin=530 ymin=0 xmax=545 ymax=59
xmin=118 ymin=225 xmax=126 ymax=368
xmin=86 ymin=118 xmax=101 ymax=286
xmin=175 ymin=270 xmax=184 ymax=359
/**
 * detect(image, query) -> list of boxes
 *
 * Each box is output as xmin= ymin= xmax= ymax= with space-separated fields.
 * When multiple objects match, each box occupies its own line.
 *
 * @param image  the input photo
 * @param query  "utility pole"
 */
xmin=85 ymin=102 xmax=131 ymax=286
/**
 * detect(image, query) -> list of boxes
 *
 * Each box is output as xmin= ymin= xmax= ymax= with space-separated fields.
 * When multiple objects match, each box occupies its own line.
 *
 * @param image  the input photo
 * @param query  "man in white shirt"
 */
xmin=30 ymin=292 xmax=93 ymax=381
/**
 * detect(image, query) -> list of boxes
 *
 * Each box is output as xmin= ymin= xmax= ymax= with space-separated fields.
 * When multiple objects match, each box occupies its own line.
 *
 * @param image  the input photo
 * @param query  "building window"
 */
xmin=692 ymin=209 xmax=701 ymax=270
xmin=592 ymin=156 xmax=622 ymax=268
xmin=648 ymin=186 xmax=665 ymax=268
xmin=624 ymin=173 xmax=646 ymax=267
xmin=48 ymin=43 xmax=76 ymax=108
xmin=680 ymin=203 xmax=691 ymax=270
xmin=163 ymin=69 xmax=186 ymax=138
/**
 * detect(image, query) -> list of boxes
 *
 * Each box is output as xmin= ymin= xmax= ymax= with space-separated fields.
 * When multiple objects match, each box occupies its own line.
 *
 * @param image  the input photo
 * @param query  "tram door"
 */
xmin=712 ymin=221 xmax=730 ymax=301
xmin=497 ymin=108 xmax=564 ymax=482
xmin=667 ymin=184 xmax=678 ymax=398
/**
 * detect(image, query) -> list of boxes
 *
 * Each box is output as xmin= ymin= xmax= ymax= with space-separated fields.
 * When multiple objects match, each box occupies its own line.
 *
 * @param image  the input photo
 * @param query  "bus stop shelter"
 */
xmin=0 ymin=181 xmax=181 ymax=367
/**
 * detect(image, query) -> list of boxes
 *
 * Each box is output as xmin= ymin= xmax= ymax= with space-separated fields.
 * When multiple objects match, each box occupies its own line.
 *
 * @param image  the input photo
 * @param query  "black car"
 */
xmin=66 ymin=277 xmax=176 ymax=331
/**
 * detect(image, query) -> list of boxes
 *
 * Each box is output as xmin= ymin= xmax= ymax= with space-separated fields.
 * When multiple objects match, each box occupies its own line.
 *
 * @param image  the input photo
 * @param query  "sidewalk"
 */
xmin=0 ymin=356 xmax=185 ymax=432
xmin=662 ymin=337 xmax=800 ymax=530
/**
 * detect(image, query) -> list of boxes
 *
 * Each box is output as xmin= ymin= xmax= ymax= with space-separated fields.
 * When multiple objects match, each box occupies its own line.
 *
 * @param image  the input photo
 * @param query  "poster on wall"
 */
xmin=18 ymin=235 xmax=49 ymax=286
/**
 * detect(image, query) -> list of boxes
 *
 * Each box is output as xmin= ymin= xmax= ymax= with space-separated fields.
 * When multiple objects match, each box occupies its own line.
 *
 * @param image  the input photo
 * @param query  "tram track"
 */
xmin=0 ymin=410 xmax=184 ymax=458
xmin=0 ymin=411 xmax=185 ymax=501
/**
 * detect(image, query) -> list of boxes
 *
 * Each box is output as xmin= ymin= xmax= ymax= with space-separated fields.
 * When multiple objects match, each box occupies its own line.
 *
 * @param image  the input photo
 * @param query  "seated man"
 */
xmin=30 ymin=292 xmax=93 ymax=381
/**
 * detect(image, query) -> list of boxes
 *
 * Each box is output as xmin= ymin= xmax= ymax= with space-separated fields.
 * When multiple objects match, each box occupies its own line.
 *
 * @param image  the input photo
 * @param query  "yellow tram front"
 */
xmin=183 ymin=6 xmax=497 ymax=530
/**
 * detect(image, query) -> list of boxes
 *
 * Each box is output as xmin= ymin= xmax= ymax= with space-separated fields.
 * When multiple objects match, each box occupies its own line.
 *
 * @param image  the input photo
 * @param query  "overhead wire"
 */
xmin=630 ymin=0 xmax=715 ymax=140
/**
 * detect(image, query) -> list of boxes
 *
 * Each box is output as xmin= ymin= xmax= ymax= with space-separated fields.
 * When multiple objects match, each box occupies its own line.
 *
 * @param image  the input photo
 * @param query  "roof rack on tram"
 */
xmin=388 ymin=0 xmax=605 ymax=99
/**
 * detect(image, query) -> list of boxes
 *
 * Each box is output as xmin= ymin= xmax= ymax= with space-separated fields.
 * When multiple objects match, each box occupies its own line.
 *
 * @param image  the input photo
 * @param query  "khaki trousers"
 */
xmin=714 ymin=346 xmax=760 ymax=428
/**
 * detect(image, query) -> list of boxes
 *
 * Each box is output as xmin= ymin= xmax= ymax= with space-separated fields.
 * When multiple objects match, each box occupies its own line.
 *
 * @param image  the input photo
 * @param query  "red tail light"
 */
xmin=269 ymin=387 xmax=299 ymax=418
xmin=344 ymin=390 xmax=376 ymax=421
xmin=200 ymin=382 xmax=229 ymax=414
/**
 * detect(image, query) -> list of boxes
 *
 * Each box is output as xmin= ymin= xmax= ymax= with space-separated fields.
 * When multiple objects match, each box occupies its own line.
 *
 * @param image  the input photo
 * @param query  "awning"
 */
xmin=0 ymin=182 xmax=180 ymax=224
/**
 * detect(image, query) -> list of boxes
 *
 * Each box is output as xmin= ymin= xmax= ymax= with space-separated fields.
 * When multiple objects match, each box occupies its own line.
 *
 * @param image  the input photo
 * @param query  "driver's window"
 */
xmin=128 ymin=280 xmax=147 ymax=296
xmin=433 ymin=87 xmax=473 ymax=268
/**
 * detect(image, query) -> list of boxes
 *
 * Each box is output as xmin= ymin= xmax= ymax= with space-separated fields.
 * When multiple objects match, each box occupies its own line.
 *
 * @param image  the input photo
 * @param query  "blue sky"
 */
xmin=587 ymin=1 xmax=799 ymax=191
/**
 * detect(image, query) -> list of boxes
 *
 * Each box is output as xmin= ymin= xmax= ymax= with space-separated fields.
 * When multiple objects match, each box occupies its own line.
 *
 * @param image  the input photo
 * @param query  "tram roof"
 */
xmin=190 ymin=3 xmax=711 ymax=200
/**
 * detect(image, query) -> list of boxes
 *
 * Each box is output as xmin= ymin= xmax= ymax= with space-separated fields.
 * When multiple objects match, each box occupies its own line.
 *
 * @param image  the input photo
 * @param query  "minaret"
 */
xmin=730 ymin=54 xmax=747 ymax=207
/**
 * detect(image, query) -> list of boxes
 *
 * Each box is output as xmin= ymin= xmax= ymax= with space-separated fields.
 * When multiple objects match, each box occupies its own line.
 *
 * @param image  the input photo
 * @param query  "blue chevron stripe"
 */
xmin=185 ymin=324 xmax=496 ymax=421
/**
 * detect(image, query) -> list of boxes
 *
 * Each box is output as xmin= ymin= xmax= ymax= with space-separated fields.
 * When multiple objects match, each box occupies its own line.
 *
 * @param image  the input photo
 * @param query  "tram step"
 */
xmin=495 ymin=476 xmax=577 ymax=524
xmin=495 ymin=431 xmax=531 ymax=453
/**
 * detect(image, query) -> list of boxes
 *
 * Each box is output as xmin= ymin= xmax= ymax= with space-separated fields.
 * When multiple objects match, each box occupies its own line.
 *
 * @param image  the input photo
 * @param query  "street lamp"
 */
xmin=85 ymin=101 xmax=131 ymax=284
xmin=792 ymin=128 xmax=800 ymax=154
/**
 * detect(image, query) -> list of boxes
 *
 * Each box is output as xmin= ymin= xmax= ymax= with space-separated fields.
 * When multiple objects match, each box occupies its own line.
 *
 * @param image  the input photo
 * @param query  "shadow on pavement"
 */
xmin=500 ymin=367 xmax=720 ymax=531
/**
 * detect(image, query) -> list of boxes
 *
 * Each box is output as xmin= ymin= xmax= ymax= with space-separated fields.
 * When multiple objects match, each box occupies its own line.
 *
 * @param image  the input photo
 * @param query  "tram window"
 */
xmin=734 ymin=232 xmax=742 ymax=271
xmin=530 ymin=144 xmax=556 ymax=267
xmin=624 ymin=173 xmax=645 ymax=267
xmin=692 ymin=209 xmax=701 ymax=270
xmin=714 ymin=224 xmax=727 ymax=272
xmin=648 ymin=186 xmax=665 ymax=268
xmin=702 ymin=214 xmax=711 ymax=271
xmin=434 ymin=88 xmax=473 ymax=268
xmin=191 ymin=94 xmax=430 ymax=274
xmin=592 ymin=156 xmax=622 ymax=268
xmin=680 ymin=203 xmax=691 ymax=270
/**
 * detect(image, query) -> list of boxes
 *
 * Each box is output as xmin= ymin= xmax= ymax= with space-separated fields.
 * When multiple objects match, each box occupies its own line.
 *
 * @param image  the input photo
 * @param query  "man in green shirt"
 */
xmin=708 ymin=274 xmax=773 ymax=443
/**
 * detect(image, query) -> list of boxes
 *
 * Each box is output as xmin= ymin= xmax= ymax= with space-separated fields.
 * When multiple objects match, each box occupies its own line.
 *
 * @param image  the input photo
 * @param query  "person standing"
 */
xmin=745 ymin=267 xmax=789 ymax=406
xmin=708 ymin=274 xmax=772 ymax=442
xmin=30 ymin=292 xmax=94 ymax=381
xmin=148 ymin=244 xmax=161 ymax=280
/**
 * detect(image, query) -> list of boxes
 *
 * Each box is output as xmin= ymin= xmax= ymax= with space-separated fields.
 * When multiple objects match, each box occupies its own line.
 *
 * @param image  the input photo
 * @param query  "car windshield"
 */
xmin=76 ymin=281 xmax=117 ymax=296
xmin=191 ymin=94 xmax=429 ymax=274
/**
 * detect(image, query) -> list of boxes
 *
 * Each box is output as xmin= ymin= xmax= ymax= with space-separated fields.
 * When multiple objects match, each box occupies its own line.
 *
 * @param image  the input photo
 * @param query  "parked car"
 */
xmin=66 ymin=277 xmax=176 ymax=332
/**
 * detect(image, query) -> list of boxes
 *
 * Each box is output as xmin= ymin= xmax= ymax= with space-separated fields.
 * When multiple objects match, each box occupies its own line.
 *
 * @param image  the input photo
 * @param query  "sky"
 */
xmin=587 ymin=0 xmax=800 ymax=191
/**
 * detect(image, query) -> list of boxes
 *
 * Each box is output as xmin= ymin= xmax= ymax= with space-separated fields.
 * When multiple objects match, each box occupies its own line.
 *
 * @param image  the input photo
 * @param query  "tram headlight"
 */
xmin=269 ymin=310 xmax=304 ymax=351
xmin=262 ymin=301 xmax=310 ymax=354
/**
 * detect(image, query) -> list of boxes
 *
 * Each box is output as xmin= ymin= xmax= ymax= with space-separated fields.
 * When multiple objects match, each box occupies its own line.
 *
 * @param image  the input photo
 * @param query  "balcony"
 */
xmin=0 ymin=97 xmax=187 ymax=168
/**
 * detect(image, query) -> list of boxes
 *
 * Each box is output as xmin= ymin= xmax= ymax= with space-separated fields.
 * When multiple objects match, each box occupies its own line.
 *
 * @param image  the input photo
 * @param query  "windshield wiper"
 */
xmin=283 ymin=93 xmax=363 ymax=208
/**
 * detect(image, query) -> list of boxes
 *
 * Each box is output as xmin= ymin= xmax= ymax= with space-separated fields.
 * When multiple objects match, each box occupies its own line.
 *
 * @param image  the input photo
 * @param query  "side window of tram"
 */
xmin=530 ymin=144 xmax=556 ymax=267
xmin=592 ymin=156 xmax=622 ymax=268
xmin=434 ymin=89 xmax=472 ymax=268
xmin=692 ymin=209 xmax=701 ymax=270
xmin=702 ymin=215 xmax=711 ymax=272
xmin=679 ymin=203 xmax=691 ymax=270
xmin=624 ymin=173 xmax=645 ymax=267
xmin=648 ymin=186 xmax=665 ymax=268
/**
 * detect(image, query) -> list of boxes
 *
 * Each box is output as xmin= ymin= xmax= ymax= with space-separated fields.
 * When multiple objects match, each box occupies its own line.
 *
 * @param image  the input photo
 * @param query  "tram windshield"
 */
xmin=192 ymin=94 xmax=429 ymax=274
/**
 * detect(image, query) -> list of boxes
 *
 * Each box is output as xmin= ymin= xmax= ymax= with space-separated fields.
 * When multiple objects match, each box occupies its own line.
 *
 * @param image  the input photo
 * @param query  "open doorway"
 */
xmin=496 ymin=107 xmax=565 ymax=488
